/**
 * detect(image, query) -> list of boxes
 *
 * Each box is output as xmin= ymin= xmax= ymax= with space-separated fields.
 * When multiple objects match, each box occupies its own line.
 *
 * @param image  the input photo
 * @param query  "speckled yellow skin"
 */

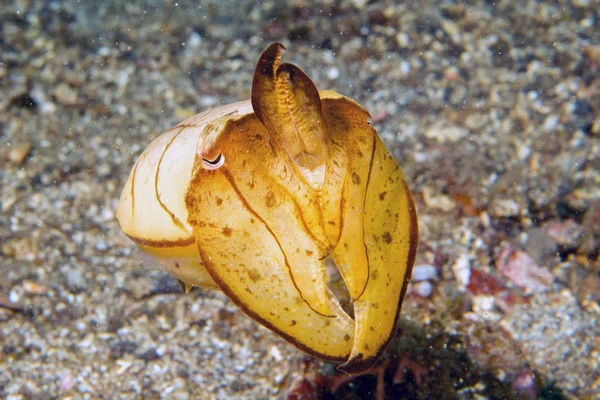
xmin=116 ymin=43 xmax=418 ymax=373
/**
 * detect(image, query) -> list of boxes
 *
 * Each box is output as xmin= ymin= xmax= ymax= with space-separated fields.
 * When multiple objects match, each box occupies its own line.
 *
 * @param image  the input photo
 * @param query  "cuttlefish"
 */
xmin=116 ymin=43 xmax=418 ymax=373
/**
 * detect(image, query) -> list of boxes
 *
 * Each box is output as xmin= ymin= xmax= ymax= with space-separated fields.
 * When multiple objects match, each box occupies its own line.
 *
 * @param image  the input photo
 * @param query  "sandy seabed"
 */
xmin=1 ymin=1 xmax=599 ymax=399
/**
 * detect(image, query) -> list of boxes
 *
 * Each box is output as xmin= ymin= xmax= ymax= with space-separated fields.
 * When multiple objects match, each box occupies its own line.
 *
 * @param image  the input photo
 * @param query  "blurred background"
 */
xmin=1 ymin=0 xmax=598 ymax=398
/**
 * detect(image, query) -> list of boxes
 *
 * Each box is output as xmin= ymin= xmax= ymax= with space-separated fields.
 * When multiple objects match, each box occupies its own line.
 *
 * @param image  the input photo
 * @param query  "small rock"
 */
xmin=350 ymin=0 xmax=367 ymax=9
xmin=591 ymin=116 xmax=600 ymax=136
xmin=54 ymin=83 xmax=78 ymax=105
xmin=137 ymin=347 xmax=159 ymax=362
xmin=489 ymin=198 xmax=521 ymax=218
xmin=424 ymin=120 xmax=468 ymax=143
xmin=412 ymin=280 xmax=433 ymax=297
xmin=451 ymin=254 xmax=471 ymax=291
xmin=411 ymin=264 xmax=438 ymax=281
xmin=396 ymin=32 xmax=410 ymax=48
xmin=422 ymin=186 xmax=456 ymax=212
xmin=8 ymin=142 xmax=32 ymax=165
xmin=59 ymin=372 xmax=74 ymax=392
xmin=545 ymin=219 xmax=582 ymax=247
xmin=440 ymin=20 xmax=460 ymax=41
xmin=269 ymin=346 xmax=283 ymax=362
xmin=471 ymin=295 xmax=497 ymax=318
xmin=22 ymin=280 xmax=47 ymax=295
xmin=327 ymin=67 xmax=340 ymax=80
xmin=467 ymin=269 xmax=505 ymax=295
xmin=496 ymin=245 xmax=553 ymax=293
xmin=512 ymin=370 xmax=537 ymax=400
xmin=61 ymin=264 xmax=88 ymax=293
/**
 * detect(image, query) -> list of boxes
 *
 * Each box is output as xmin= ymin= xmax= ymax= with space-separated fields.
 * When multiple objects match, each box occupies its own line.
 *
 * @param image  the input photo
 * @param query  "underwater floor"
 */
xmin=1 ymin=0 xmax=599 ymax=398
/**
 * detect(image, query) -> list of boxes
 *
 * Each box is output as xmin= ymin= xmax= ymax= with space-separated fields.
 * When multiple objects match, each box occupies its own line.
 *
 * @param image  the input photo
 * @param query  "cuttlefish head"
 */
xmin=197 ymin=43 xmax=328 ymax=189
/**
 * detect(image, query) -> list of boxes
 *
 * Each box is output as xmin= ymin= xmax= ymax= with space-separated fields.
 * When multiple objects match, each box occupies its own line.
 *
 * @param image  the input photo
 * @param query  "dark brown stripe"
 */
xmin=290 ymin=196 xmax=330 ymax=257
xmin=126 ymin=233 xmax=195 ymax=248
xmin=154 ymin=127 xmax=187 ymax=231
xmin=353 ymin=132 xmax=377 ymax=302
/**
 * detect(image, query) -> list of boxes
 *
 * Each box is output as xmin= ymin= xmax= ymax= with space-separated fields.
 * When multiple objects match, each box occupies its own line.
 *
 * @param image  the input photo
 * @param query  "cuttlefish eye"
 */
xmin=201 ymin=153 xmax=225 ymax=170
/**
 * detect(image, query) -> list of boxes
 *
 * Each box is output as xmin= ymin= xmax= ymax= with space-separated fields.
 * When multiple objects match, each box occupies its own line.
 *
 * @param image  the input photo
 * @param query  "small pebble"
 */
xmin=452 ymin=254 xmax=471 ymax=291
xmin=54 ymin=83 xmax=78 ymax=105
xmin=489 ymin=198 xmax=521 ymax=218
xmin=411 ymin=264 xmax=438 ymax=281
xmin=496 ymin=245 xmax=553 ymax=293
xmin=424 ymin=120 xmax=468 ymax=143
xmin=22 ymin=280 xmax=47 ymax=295
xmin=61 ymin=264 xmax=88 ymax=293
xmin=8 ymin=142 xmax=32 ymax=165
xmin=327 ymin=66 xmax=340 ymax=80
xmin=412 ymin=281 xmax=433 ymax=298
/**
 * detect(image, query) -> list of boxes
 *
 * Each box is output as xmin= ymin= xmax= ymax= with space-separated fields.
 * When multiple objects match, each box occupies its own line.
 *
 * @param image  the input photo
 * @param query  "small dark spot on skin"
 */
xmin=222 ymin=227 xmax=233 ymax=237
xmin=295 ymin=297 xmax=303 ymax=305
xmin=344 ymin=334 xmax=351 ymax=341
xmin=363 ymin=343 xmax=370 ymax=351
xmin=284 ymin=307 xmax=289 ymax=311
xmin=357 ymin=149 xmax=364 ymax=158
xmin=174 ymin=262 xmax=180 ymax=269
xmin=250 ymin=218 xmax=255 ymax=224
xmin=247 ymin=268 xmax=262 ymax=282
xmin=327 ymin=220 xmax=336 ymax=225
xmin=371 ymin=270 xmax=379 ymax=280
xmin=324 ymin=321 xmax=330 ymax=327
xmin=222 ymin=110 xmax=237 ymax=117
xmin=265 ymin=191 xmax=276 ymax=208
xmin=290 ymin=320 xmax=297 ymax=326
xmin=255 ymin=134 xmax=263 ymax=140
xmin=372 ymin=303 xmax=379 ymax=309
xmin=370 ymin=326 xmax=375 ymax=331
xmin=379 ymin=191 xmax=387 ymax=201
xmin=216 ymin=198 xmax=223 ymax=206
xmin=305 ymin=250 xmax=313 ymax=256
xmin=382 ymin=232 xmax=392 ymax=244
xmin=352 ymin=172 xmax=361 ymax=185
